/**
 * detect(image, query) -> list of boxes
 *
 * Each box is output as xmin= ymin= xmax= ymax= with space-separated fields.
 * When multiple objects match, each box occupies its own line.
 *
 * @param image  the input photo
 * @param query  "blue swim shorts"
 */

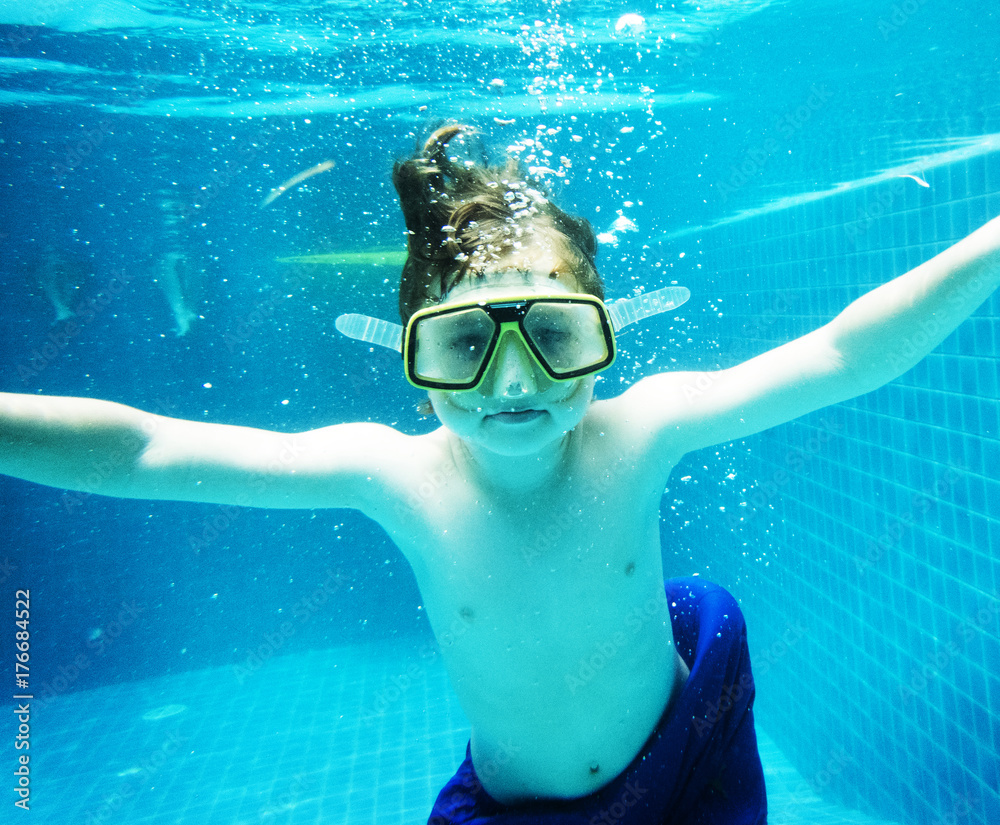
xmin=427 ymin=577 xmax=767 ymax=824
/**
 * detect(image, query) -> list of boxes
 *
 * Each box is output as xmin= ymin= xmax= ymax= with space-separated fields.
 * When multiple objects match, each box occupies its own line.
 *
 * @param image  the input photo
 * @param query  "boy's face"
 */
xmin=425 ymin=238 xmax=598 ymax=458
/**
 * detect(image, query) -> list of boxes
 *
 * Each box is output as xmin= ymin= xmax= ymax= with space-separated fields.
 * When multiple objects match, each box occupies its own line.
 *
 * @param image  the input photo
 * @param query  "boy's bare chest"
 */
xmin=388 ymin=434 xmax=672 ymax=614
xmin=390 ymin=468 xmax=678 ymax=798
xmin=402 ymin=461 xmax=658 ymax=573
xmin=398 ymin=468 xmax=667 ymax=661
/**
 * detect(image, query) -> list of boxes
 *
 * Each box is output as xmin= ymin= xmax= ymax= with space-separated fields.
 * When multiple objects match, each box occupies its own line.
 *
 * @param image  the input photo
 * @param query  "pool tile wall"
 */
xmin=662 ymin=152 xmax=1000 ymax=825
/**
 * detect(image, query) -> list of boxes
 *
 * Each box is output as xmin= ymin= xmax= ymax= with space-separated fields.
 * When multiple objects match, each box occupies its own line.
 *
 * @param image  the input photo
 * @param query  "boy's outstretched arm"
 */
xmin=0 ymin=392 xmax=405 ymax=511
xmin=625 ymin=214 xmax=1000 ymax=455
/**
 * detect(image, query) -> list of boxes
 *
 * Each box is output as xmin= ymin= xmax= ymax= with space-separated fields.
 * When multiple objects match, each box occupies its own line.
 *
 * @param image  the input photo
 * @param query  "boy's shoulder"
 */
xmin=581 ymin=376 xmax=695 ymax=468
xmin=294 ymin=420 xmax=456 ymax=523
xmin=303 ymin=419 xmax=450 ymax=472
xmin=586 ymin=375 xmax=691 ymax=439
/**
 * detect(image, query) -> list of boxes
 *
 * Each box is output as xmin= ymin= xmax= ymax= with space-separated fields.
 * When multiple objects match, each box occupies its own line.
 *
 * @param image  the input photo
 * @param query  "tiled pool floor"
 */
xmin=21 ymin=644 xmax=903 ymax=824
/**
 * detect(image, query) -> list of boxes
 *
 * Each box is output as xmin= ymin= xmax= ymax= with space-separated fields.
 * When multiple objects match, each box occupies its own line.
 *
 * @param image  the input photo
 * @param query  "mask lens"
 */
xmin=523 ymin=302 xmax=610 ymax=375
xmin=413 ymin=307 xmax=495 ymax=386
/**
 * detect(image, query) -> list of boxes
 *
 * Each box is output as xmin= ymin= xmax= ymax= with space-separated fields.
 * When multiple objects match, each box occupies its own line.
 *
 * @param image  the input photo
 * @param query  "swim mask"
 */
xmin=336 ymin=284 xmax=691 ymax=389
xmin=402 ymin=293 xmax=615 ymax=390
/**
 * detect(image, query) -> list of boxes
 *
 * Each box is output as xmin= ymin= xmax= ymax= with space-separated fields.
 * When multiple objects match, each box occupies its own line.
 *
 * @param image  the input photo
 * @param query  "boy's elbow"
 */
xmin=832 ymin=329 xmax=926 ymax=397
xmin=67 ymin=420 xmax=156 ymax=500
xmin=817 ymin=322 xmax=902 ymax=401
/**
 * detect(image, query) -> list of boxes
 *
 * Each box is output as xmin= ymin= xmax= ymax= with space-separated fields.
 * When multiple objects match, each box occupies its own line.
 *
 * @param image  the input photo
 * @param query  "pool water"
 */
xmin=28 ymin=642 xmax=904 ymax=824
xmin=1 ymin=1 xmax=997 ymax=823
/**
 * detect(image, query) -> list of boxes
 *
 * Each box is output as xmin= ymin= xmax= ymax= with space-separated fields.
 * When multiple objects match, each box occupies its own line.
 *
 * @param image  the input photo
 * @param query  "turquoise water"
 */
xmin=1 ymin=1 xmax=998 ymax=823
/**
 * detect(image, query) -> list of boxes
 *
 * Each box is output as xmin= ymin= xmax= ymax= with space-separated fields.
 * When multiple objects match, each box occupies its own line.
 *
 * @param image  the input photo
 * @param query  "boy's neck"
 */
xmin=451 ymin=430 xmax=576 ymax=494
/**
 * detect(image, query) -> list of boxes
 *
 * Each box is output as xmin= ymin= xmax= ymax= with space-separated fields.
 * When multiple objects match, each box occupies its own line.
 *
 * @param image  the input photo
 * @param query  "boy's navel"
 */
xmin=624 ymin=562 xmax=635 ymax=576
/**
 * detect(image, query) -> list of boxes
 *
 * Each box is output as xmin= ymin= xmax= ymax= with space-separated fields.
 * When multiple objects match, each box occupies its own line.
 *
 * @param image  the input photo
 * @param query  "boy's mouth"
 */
xmin=487 ymin=409 xmax=546 ymax=424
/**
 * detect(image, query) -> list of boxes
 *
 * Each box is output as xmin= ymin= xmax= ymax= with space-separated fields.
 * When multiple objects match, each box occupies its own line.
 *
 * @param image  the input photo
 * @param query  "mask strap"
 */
xmin=607 ymin=285 xmax=690 ymax=331
xmin=335 ymin=313 xmax=404 ymax=353
xmin=333 ymin=285 xmax=691 ymax=353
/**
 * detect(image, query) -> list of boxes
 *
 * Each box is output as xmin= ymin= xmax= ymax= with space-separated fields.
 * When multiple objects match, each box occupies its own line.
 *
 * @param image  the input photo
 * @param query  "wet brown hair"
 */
xmin=393 ymin=124 xmax=603 ymax=324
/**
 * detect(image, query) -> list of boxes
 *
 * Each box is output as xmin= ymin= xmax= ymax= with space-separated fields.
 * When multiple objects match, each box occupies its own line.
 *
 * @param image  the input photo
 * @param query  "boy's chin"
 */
xmin=472 ymin=422 xmax=567 ymax=457
xmin=437 ymin=408 xmax=585 ymax=458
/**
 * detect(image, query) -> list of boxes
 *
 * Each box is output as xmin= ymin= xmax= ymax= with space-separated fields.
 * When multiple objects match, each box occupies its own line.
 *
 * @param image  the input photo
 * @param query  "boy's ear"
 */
xmin=416 ymin=397 xmax=434 ymax=416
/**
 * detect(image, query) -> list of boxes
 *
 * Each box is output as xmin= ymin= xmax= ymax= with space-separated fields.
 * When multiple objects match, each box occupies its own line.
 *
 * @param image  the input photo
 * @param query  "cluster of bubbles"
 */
xmin=502 ymin=123 xmax=575 ymax=182
xmin=513 ymin=18 xmax=586 ymax=115
xmin=511 ymin=11 xmax=651 ymax=113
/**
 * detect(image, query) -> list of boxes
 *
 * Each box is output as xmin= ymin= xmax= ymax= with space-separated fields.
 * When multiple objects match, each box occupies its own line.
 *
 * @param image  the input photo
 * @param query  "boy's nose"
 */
xmin=485 ymin=331 xmax=545 ymax=397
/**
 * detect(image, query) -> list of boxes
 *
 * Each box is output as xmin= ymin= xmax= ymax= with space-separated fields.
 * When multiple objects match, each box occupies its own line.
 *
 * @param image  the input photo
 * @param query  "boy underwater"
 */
xmin=2 ymin=124 xmax=1000 ymax=823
